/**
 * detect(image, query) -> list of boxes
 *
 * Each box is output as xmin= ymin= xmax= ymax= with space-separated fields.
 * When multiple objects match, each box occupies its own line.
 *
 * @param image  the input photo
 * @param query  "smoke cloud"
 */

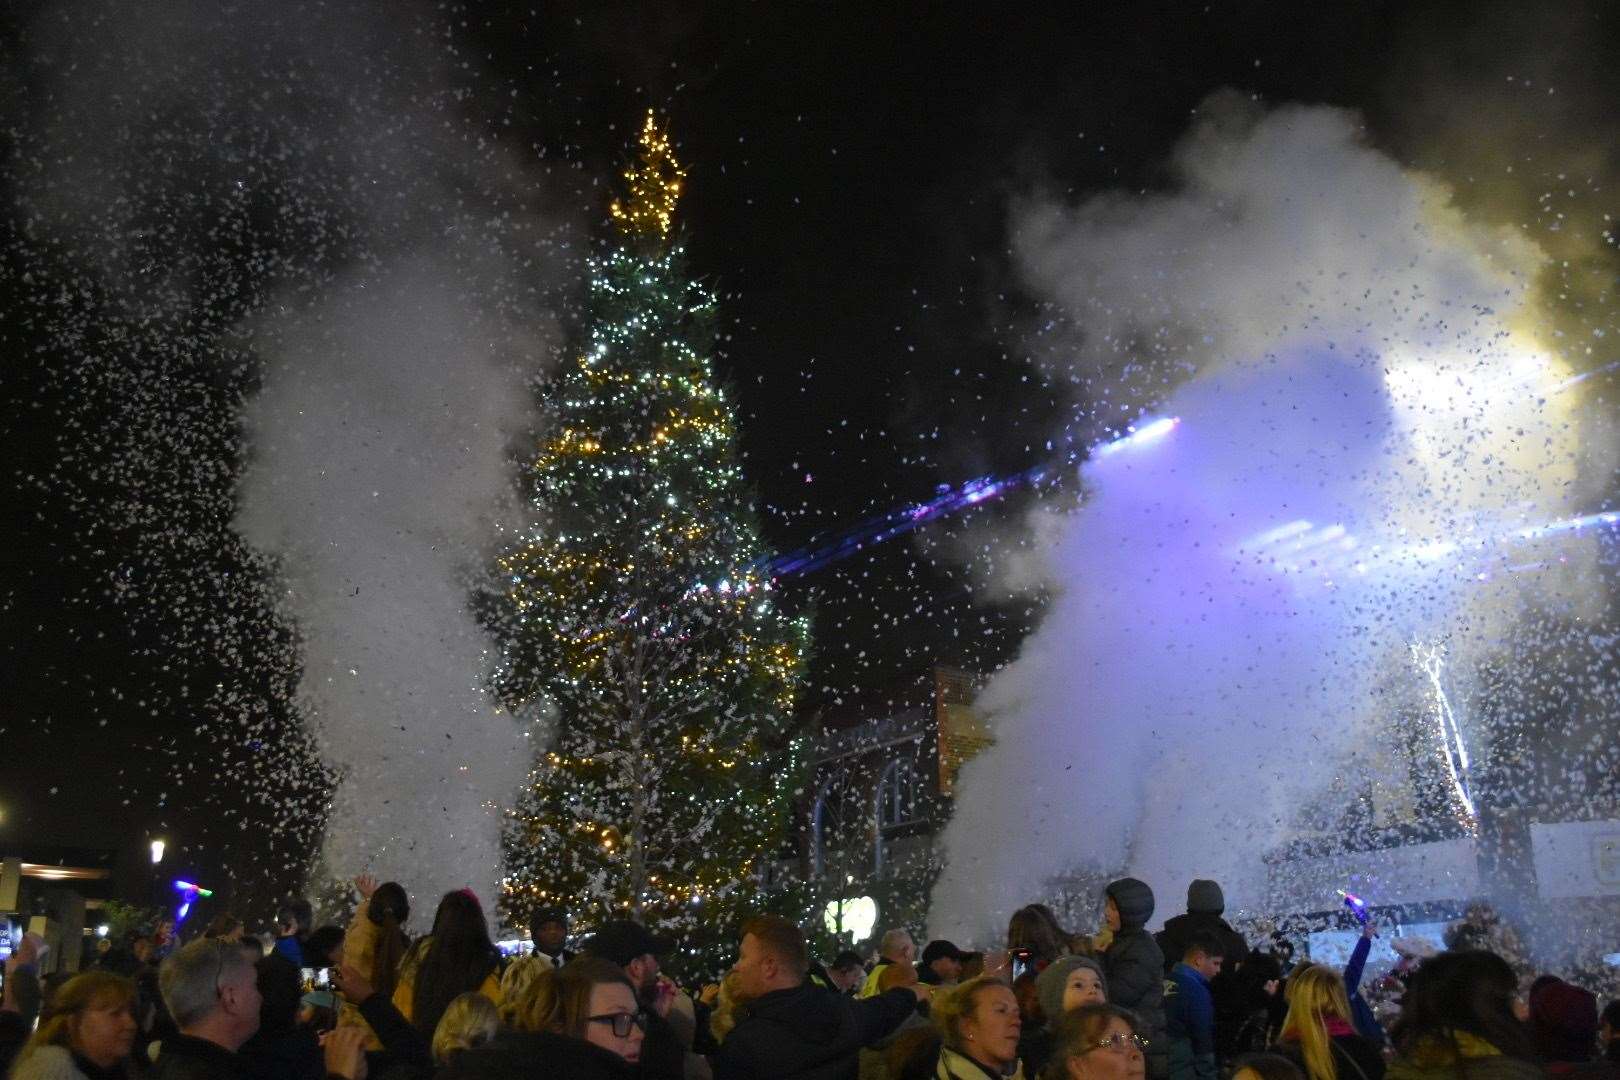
xmin=932 ymin=92 xmax=1605 ymax=939
xmin=11 ymin=0 xmax=569 ymax=907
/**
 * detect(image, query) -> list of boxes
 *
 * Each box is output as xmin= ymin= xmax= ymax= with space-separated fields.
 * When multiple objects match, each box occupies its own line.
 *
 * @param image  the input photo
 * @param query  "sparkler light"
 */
xmin=1412 ymin=641 xmax=1477 ymax=822
xmin=761 ymin=417 xmax=1180 ymax=582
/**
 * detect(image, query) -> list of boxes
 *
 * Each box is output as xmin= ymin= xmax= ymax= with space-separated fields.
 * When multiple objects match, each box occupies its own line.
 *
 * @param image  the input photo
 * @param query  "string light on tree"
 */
xmin=485 ymin=112 xmax=809 ymax=971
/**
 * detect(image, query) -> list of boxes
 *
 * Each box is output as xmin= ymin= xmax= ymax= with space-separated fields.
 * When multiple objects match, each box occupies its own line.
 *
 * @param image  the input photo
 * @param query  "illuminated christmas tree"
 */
xmin=490 ymin=112 xmax=808 ymax=969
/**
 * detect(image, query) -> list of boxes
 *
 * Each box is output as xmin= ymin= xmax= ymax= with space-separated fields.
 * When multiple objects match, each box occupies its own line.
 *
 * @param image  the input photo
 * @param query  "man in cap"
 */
xmin=583 ymin=920 xmax=683 ymax=1080
xmin=916 ymin=939 xmax=968 ymax=986
xmin=530 ymin=906 xmax=575 ymax=968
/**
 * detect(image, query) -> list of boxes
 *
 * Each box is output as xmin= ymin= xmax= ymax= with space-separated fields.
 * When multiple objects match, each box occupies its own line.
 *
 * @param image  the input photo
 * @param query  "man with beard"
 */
xmin=582 ymin=920 xmax=684 ymax=1080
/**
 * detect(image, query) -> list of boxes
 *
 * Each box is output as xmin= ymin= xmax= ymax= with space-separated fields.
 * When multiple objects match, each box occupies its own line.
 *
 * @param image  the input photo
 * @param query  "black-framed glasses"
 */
xmin=587 ymin=1010 xmax=647 ymax=1038
xmin=1089 ymin=1033 xmax=1149 ymax=1054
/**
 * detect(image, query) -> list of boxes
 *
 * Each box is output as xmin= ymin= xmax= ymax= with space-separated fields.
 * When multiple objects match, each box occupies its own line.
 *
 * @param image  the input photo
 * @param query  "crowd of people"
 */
xmin=2 ymin=874 xmax=1618 ymax=1080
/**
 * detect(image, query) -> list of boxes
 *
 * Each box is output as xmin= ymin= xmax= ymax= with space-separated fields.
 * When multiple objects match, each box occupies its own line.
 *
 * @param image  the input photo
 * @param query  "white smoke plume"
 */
xmin=932 ymin=92 xmax=1604 ymax=940
xmin=11 ymin=0 xmax=569 ymax=909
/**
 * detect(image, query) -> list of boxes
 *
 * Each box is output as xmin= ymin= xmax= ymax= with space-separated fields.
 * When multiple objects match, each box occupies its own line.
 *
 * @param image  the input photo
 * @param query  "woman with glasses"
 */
xmin=8 ymin=972 xmax=141 ymax=1080
xmin=1041 ymin=1004 xmax=1147 ymax=1080
xmin=505 ymin=957 xmax=645 ymax=1065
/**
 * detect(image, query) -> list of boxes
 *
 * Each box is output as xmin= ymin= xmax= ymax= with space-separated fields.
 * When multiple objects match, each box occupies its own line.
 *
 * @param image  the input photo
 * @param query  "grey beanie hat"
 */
xmin=1036 ymin=954 xmax=1108 ymax=1028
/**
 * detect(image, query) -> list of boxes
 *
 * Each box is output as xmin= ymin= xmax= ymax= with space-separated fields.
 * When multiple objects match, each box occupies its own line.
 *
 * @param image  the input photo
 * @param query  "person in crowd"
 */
xmin=1386 ymin=950 xmax=1541 ymax=1080
xmin=1155 ymin=883 xmax=1246 ymax=979
xmin=1273 ymin=964 xmax=1383 ymax=1080
xmin=391 ymin=889 xmax=501 ymax=1039
xmin=706 ymin=971 xmax=745 ymax=1047
xmin=714 ymin=914 xmax=928 ymax=1080
xmin=1165 ymin=932 xmax=1224 ymax=1080
xmin=830 ymin=952 xmax=870 ymax=995
xmin=337 ymin=875 xmax=409 ymax=1051
xmin=1229 ymin=1054 xmax=1305 ymax=1080
xmin=430 ymin=991 xmax=499 ymax=1066
xmin=1101 ymin=879 xmax=1166 ymax=1080
xmin=7 ymin=971 xmax=141 ymax=1080
xmin=531 ymin=908 xmax=575 ymax=968
xmin=440 ymin=956 xmax=643 ymax=1079
xmin=237 ymin=954 xmax=322 ymax=1080
xmin=3 ymin=933 xmax=48 ymax=1031
xmin=152 ymin=923 xmax=177 ymax=963
xmin=272 ymin=900 xmax=313 ymax=969
xmin=860 ymin=961 xmax=932 ymax=1080
xmin=1036 ymin=1003 xmax=1145 ymax=1080
xmin=1225 ymin=950 xmax=1283 ymax=1060
xmin=328 ymin=961 xmax=433 ymax=1080
xmin=202 ymin=917 xmax=243 ymax=945
xmin=580 ymin=920 xmax=686 ymax=1079
xmin=1340 ymin=923 xmax=1385 ymax=1047
xmin=920 ymin=943 xmax=971 ymax=988
xmin=1529 ymin=978 xmax=1613 ymax=1078
xmin=862 ymin=931 xmax=919 ymax=999
xmin=1009 ymin=907 xmax=1078 ymax=975
xmin=299 ymin=927 xmax=345 ymax=975
xmin=930 ymin=976 xmax=1025 ymax=1079
xmin=1021 ymin=955 xmax=1108 ymax=1076
xmin=1601 ymin=1001 xmax=1620 ymax=1064
xmin=154 ymin=938 xmax=263 ymax=1079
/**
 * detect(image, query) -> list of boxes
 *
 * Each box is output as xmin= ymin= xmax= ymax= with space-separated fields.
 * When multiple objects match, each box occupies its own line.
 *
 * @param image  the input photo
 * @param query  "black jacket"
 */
xmin=1155 ymin=913 xmax=1247 ymax=977
xmin=152 ymin=1034 xmax=251 ymax=1080
xmin=637 ymin=1008 xmax=685 ymax=1080
xmin=1104 ymin=879 xmax=1167 ymax=1080
xmin=1278 ymin=1033 xmax=1386 ymax=1080
xmin=435 ymin=1031 xmax=635 ymax=1080
xmin=714 ymin=984 xmax=917 ymax=1080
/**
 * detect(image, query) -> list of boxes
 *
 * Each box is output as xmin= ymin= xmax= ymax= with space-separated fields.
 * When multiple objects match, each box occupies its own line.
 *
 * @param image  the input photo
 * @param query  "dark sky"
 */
xmin=2 ymin=0 xmax=1614 ymax=904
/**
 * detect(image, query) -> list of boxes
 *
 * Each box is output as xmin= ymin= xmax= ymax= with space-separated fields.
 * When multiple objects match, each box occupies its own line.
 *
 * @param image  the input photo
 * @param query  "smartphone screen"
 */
xmin=314 ymin=968 xmax=331 ymax=988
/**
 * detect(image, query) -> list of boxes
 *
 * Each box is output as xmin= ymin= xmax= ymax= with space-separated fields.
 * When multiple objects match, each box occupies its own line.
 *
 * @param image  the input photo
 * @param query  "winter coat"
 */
xmin=1385 ymin=1034 xmax=1537 ymax=1080
xmin=1277 ymin=1024 xmax=1386 ymax=1080
xmin=435 ymin=1030 xmax=634 ymax=1080
xmin=237 ymin=1024 xmax=323 ymax=1080
xmin=151 ymin=1033 xmax=251 ymax=1080
xmin=933 ymin=1045 xmax=1025 ymax=1079
xmin=8 ymin=1046 xmax=137 ymax=1080
xmin=1102 ymin=879 xmax=1166 ymax=1080
xmin=1165 ymin=963 xmax=1216 ymax=1080
xmin=1155 ymin=884 xmax=1248 ymax=978
xmin=714 ymin=984 xmax=917 ymax=1080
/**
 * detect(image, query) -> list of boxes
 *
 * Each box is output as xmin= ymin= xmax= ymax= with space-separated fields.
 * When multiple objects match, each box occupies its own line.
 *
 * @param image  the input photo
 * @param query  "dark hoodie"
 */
xmin=1155 ymin=881 xmax=1248 ymax=977
xmin=714 ymin=984 xmax=917 ymax=1080
xmin=1104 ymin=878 xmax=1168 ymax=1080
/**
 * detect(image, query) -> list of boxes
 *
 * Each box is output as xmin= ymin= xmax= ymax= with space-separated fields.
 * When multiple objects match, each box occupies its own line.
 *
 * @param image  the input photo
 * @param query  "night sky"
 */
xmin=3 ymin=1 xmax=1615 ymax=906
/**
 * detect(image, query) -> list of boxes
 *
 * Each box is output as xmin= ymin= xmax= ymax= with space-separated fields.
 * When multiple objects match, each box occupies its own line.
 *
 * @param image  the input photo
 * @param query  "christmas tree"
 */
xmin=490 ymin=112 xmax=809 ymax=970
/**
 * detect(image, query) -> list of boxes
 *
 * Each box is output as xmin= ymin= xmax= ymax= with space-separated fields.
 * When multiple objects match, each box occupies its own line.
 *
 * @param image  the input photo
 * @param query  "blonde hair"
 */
xmin=709 ymin=970 xmax=744 ymax=1045
xmin=933 ymin=975 xmax=1011 ymax=1051
xmin=13 ymin=971 xmax=136 ymax=1070
xmin=1280 ymin=964 xmax=1353 ymax=1080
xmin=502 ymin=956 xmax=634 ymax=1039
xmin=430 ymin=992 xmax=498 ymax=1064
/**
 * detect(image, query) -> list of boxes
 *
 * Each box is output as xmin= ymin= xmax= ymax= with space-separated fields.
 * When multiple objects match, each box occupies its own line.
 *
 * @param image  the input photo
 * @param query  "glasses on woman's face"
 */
xmin=588 ymin=1010 xmax=647 ymax=1039
xmin=1089 ymin=1032 xmax=1149 ymax=1054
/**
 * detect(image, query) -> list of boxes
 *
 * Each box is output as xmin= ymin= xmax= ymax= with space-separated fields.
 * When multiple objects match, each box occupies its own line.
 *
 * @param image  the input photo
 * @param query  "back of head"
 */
xmin=831 ymin=949 xmax=865 ymax=977
xmin=934 ymin=976 xmax=1010 ymax=1050
xmin=303 ymin=925 xmax=346 ymax=969
xmin=254 ymin=954 xmax=305 ymax=1035
xmin=412 ymin=890 xmax=497 ymax=1036
xmin=369 ymin=882 xmax=410 ymax=927
xmin=1187 ymin=880 xmax=1225 ymax=916
xmin=1042 ymin=1004 xmax=1141 ymax=1080
xmin=15 ymin=971 xmax=136 ymax=1066
xmin=368 ymin=883 xmax=411 ymax=1001
xmin=432 ymin=991 xmax=499 ymax=1064
xmin=880 ymin=928 xmax=915 ymax=963
xmin=204 ymin=914 xmax=243 ymax=940
xmin=1230 ymin=1053 xmax=1306 ymax=1080
xmin=1009 ymin=905 xmax=1069 ymax=962
xmin=504 ymin=956 xmax=634 ymax=1039
xmin=1391 ymin=950 xmax=1534 ymax=1062
xmin=1529 ymin=979 xmax=1599 ymax=1063
xmin=1281 ymin=966 xmax=1352 ymax=1080
xmin=162 ymin=938 xmax=255 ymax=1029
xmin=743 ymin=914 xmax=809 ymax=983
xmin=1239 ymin=950 xmax=1283 ymax=1005
xmin=1106 ymin=878 xmax=1156 ymax=931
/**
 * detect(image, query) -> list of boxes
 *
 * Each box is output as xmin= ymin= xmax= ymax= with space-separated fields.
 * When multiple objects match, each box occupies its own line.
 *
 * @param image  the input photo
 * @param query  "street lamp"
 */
xmin=149 ymin=839 xmax=165 ymax=865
